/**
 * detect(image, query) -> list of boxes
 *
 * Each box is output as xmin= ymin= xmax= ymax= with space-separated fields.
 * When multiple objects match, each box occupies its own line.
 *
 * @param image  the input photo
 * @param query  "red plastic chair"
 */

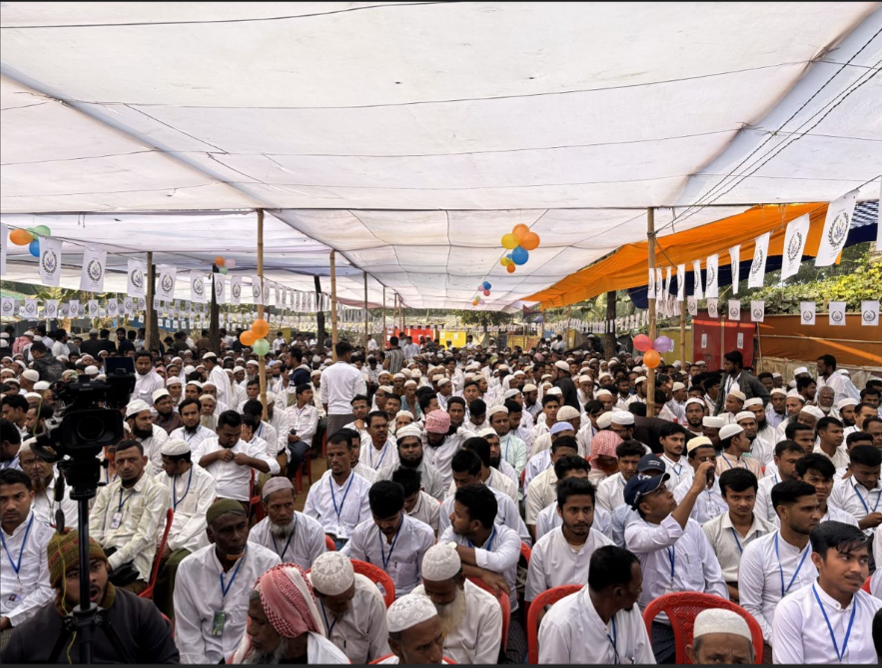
xmin=138 ymin=508 xmax=174 ymax=600
xmin=350 ymin=558 xmax=396 ymax=608
xmin=369 ymin=654 xmax=459 ymax=665
xmin=520 ymin=542 xmax=532 ymax=566
xmin=468 ymin=576 xmax=510 ymax=653
xmin=248 ymin=469 xmax=265 ymax=522
xmin=862 ymin=575 xmax=872 ymax=593
xmin=160 ymin=611 xmax=175 ymax=639
xmin=526 ymin=584 xmax=582 ymax=664
xmin=520 ymin=468 xmax=526 ymax=488
xmin=292 ymin=450 xmax=313 ymax=494
xmin=325 ymin=534 xmax=336 ymax=551
xmin=642 ymin=592 xmax=765 ymax=665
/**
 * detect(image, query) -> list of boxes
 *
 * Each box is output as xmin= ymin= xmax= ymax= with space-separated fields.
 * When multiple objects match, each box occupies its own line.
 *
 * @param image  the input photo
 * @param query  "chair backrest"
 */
xmin=325 ymin=534 xmax=336 ymax=551
xmin=526 ymin=584 xmax=582 ymax=665
xmin=139 ymin=508 xmax=174 ymax=599
xmin=369 ymin=654 xmax=458 ymax=665
xmin=467 ymin=577 xmax=510 ymax=651
xmin=520 ymin=542 xmax=532 ymax=566
xmin=642 ymin=592 xmax=765 ymax=665
xmin=350 ymin=558 xmax=396 ymax=608
xmin=862 ymin=575 xmax=872 ymax=594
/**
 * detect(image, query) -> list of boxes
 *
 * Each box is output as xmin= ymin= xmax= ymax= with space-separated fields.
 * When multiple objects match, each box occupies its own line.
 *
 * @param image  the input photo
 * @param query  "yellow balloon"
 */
xmin=501 ymin=233 xmax=519 ymax=250
xmin=499 ymin=257 xmax=510 ymax=266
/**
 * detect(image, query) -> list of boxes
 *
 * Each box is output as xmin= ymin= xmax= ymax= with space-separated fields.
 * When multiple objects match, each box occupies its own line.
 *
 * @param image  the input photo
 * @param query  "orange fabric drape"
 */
xmin=524 ymin=203 xmax=830 ymax=308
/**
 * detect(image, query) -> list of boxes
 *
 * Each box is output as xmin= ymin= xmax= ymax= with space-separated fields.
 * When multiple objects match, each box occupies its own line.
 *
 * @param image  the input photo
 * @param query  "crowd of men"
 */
xmin=0 ymin=322 xmax=882 ymax=665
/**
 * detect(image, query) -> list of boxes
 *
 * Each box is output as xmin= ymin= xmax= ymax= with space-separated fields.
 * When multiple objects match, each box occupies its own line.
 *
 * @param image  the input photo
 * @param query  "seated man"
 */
xmin=308 ymin=551 xmax=390 ymax=665
xmin=153 ymin=388 xmax=183 ymax=435
xmin=124 ymin=399 xmax=169 ymax=475
xmin=595 ymin=440 xmax=646 ymax=514
xmin=538 ymin=546 xmax=654 ymax=664
xmin=344 ymin=480 xmax=434 ymax=598
xmin=89 ymin=440 xmax=170 ymax=592
xmin=796 ymin=454 xmax=859 ymax=526
xmin=168 ymin=398 xmax=217 ymax=449
xmin=376 ymin=425 xmax=447 ymax=500
xmin=755 ymin=440 xmax=804 ymax=524
xmin=673 ymin=437 xmax=728 ymax=525
xmin=715 ymin=424 xmax=763 ymax=479
xmin=685 ymin=608 xmax=756 ymax=665
xmin=525 ymin=439 xmax=582 ymax=534
xmin=248 ymin=477 xmax=326 ymax=569
xmin=1 ymin=530 xmax=179 ymax=663
xmin=827 ymin=444 xmax=882 ymax=535
xmin=17 ymin=441 xmax=78 ymax=528
xmin=533 ymin=456 xmax=613 ymax=540
xmin=393 ymin=467 xmax=441 ymax=537
xmin=174 ymin=499 xmax=281 ymax=664
xmin=362 ymin=411 xmax=399 ymax=473
xmin=384 ymin=594 xmax=445 ymax=665
xmin=0 ymin=470 xmax=54 ymax=644
xmin=446 ymin=435 xmax=518 ymax=505
xmin=421 ymin=409 xmax=467 ymax=487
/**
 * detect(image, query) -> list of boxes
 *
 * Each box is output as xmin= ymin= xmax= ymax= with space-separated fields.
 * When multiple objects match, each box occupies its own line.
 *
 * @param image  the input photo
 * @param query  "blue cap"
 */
xmin=637 ymin=453 xmax=666 ymax=474
xmin=623 ymin=473 xmax=670 ymax=509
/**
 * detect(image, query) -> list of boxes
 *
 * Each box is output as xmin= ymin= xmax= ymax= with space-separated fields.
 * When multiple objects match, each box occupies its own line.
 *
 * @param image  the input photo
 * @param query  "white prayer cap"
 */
xmin=727 ymin=386 xmax=746 ymax=401
xmin=311 ymin=552 xmax=355 ymax=596
xmin=400 ymin=369 xmax=412 ymax=377
xmin=0 ymin=368 xmax=13 ymax=375
xmin=199 ymin=394 xmax=216 ymax=402
xmin=837 ymin=398 xmax=857 ymax=410
xmin=800 ymin=406 xmax=825 ymax=420
xmin=554 ymin=361 xmax=570 ymax=373
xmin=611 ymin=410 xmax=634 ymax=426
xmin=33 ymin=336 xmax=43 ymax=343
xmin=548 ymin=386 xmax=563 ymax=396
xmin=743 ymin=397 xmax=764 ymax=409
xmin=693 ymin=608 xmax=753 ymax=643
xmin=261 ymin=476 xmax=294 ymax=499
xmin=687 ymin=436 xmax=714 ymax=455
xmin=703 ymin=416 xmax=726 ymax=428
xmin=160 ymin=439 xmax=192 ymax=457
xmin=393 ymin=373 xmax=406 ymax=380
xmin=632 ymin=366 xmax=646 ymax=374
xmin=634 ymin=376 xmax=647 ymax=385
xmin=171 ymin=356 xmax=183 ymax=363
xmin=556 ymin=406 xmax=581 ymax=421
xmin=0 ymin=340 xmax=7 ymax=348
xmin=183 ymin=365 xmax=197 ymax=376
xmin=672 ymin=382 xmax=686 ymax=392
xmin=421 ymin=544 xmax=462 ymax=582
xmin=694 ymin=360 xmax=706 ymax=366
xmin=396 ymin=425 xmax=422 ymax=441
xmin=34 ymin=381 xmax=51 ymax=391
xmin=673 ymin=361 xmax=682 ymax=367
xmin=786 ymin=389 xmax=804 ymax=399
xmin=404 ymin=379 xmax=417 ymax=388
xmin=378 ymin=385 xmax=394 ymax=394
xmin=719 ymin=424 xmax=744 ymax=441
xmin=232 ymin=366 xmax=245 ymax=373
xmin=596 ymin=411 xmax=613 ymax=429
xmin=793 ymin=366 xmax=809 ymax=376
xmin=247 ymin=360 xmax=260 ymax=367
xmin=522 ymin=383 xmax=538 ymax=393
xmin=595 ymin=389 xmax=613 ymax=399
xmin=437 ymin=377 xmax=451 ymax=386
xmin=186 ymin=381 xmax=204 ymax=389
xmin=579 ymin=375 xmax=593 ymax=384
xmin=734 ymin=411 xmax=756 ymax=423
xmin=84 ymin=365 xmax=100 ymax=376
xmin=836 ymin=369 xmax=850 ymax=376
xmin=599 ymin=372 xmax=612 ymax=380
xmin=22 ymin=370 xmax=39 ymax=382
xmin=125 ymin=399 xmax=151 ymax=417
xmin=788 ymin=381 xmax=797 ymax=389
xmin=684 ymin=398 xmax=707 ymax=410
xmin=488 ymin=404 xmax=509 ymax=417
xmin=478 ymin=427 xmax=497 ymax=439
xmin=503 ymin=389 xmax=520 ymax=400
xmin=202 ymin=352 xmax=218 ymax=360
xmin=386 ymin=594 xmax=439 ymax=634
xmin=310 ymin=369 xmax=322 ymax=378
xmin=769 ymin=388 xmax=788 ymax=397
xmin=23 ymin=330 xmax=34 ymax=337
xmin=395 ymin=410 xmax=415 ymax=420
xmin=541 ymin=374 xmax=554 ymax=382
xmin=152 ymin=388 xmax=171 ymax=403
xmin=24 ymin=392 xmax=42 ymax=401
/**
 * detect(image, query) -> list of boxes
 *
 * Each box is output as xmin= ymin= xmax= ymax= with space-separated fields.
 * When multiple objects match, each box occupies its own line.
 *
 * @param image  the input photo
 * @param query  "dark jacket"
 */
xmin=713 ymin=370 xmax=770 ymax=415
xmin=79 ymin=336 xmax=105 ymax=358
xmin=555 ymin=373 xmax=581 ymax=411
xmin=32 ymin=354 xmax=65 ymax=383
xmin=1 ymin=588 xmax=180 ymax=664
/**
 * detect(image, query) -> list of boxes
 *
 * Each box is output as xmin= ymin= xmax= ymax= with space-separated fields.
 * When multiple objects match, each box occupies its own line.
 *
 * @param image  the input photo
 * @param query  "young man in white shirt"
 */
xmin=754 ymin=440 xmax=804 ymax=524
xmin=715 ymin=423 xmax=763 ymax=479
xmin=796 ymin=454 xmax=860 ymax=526
xmin=736 ymin=410 xmax=774 ymax=467
xmin=812 ymin=416 xmax=850 ymax=470
xmin=284 ymin=383 xmax=319 ymax=478
xmin=524 ymin=442 xmax=583 ymax=534
xmin=444 ymin=435 xmax=518 ymax=505
xmin=392 ymin=467 xmax=441 ymax=536
xmin=169 ymin=398 xmax=218 ymax=449
xmin=132 ymin=350 xmax=165 ymax=407
xmin=658 ymin=421 xmax=692 ymax=492
xmin=772 ymin=521 xmax=880 ymax=664
xmin=361 ymin=411 xmax=399 ymax=473
xmin=320 ymin=342 xmax=368 ymax=437
xmin=827 ymin=444 xmax=881 ymax=534
xmin=595 ymin=440 xmax=646 ymax=514
xmin=673 ymin=437 xmax=728 ymax=525
xmin=538 ymin=545 xmax=655 ymax=665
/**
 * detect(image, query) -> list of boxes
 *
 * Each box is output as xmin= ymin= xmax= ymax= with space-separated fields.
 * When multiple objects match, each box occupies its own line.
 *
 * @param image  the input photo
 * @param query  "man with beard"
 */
xmin=415 ymin=542 xmax=502 ymax=665
xmin=538 ymin=546 xmax=654 ymax=665
xmin=673 ymin=438 xmax=728 ymax=526
xmin=745 ymin=397 xmax=779 ymax=447
xmin=736 ymin=410 xmax=774 ymax=466
xmin=833 ymin=398 xmax=857 ymax=427
xmin=17 ymin=442 xmax=78 ymax=528
xmin=754 ymin=440 xmax=805 ymax=524
xmin=477 ymin=428 xmax=521 ymax=489
xmin=777 ymin=390 xmax=807 ymax=436
xmin=489 ymin=404 xmax=528 ymax=475
xmin=375 ymin=425 xmax=447 ymax=500
xmin=683 ymin=397 xmax=706 ymax=437
xmin=152 ymin=388 xmax=183 ymax=435
xmin=421 ymin=409 xmax=464 ymax=486
xmin=169 ymin=398 xmax=217 ymax=449
xmin=766 ymin=388 xmax=788 ymax=428
xmin=307 ymin=551 xmax=389 ymax=664
xmin=132 ymin=350 xmax=164 ymax=406
xmin=816 ymin=385 xmax=835 ymax=415
xmin=344 ymin=394 xmax=372 ymax=452
xmin=716 ymin=424 xmax=763 ymax=479
xmin=125 ymin=399 xmax=169 ymax=476
xmin=383 ymin=593 xmax=446 ymax=665
xmin=523 ymin=382 xmax=542 ymax=419
xmin=248 ymin=477 xmax=325 ymax=570
xmin=361 ymin=411 xmax=399 ymax=473
xmin=90 ymin=440 xmax=170 ymax=592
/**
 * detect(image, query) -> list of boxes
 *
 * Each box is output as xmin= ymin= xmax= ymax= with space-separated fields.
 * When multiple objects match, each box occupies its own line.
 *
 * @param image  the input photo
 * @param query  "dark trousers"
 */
xmin=651 ymin=621 xmax=676 ymax=664
xmin=153 ymin=549 xmax=191 ymax=619
xmin=286 ymin=440 xmax=311 ymax=477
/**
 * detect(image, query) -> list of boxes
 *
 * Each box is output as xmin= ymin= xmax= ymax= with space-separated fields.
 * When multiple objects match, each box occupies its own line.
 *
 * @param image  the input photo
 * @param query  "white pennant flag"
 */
xmin=251 ymin=276 xmax=262 ymax=304
xmin=127 ymin=259 xmax=147 ymax=298
xmin=861 ymin=301 xmax=880 ymax=327
xmin=665 ymin=267 xmax=672 ymax=298
xmin=750 ymin=300 xmax=765 ymax=323
xmin=729 ymin=245 xmax=741 ymax=294
xmin=123 ymin=297 xmax=134 ymax=316
xmin=829 ymin=302 xmax=847 ymax=326
xmin=190 ymin=270 xmax=207 ymax=304
xmin=230 ymin=276 xmax=242 ymax=305
xmin=0 ymin=298 xmax=15 ymax=318
xmin=647 ymin=269 xmax=656 ymax=299
xmin=44 ymin=300 xmax=59 ymax=319
xmin=705 ymin=254 xmax=719 ymax=299
xmin=675 ymin=264 xmax=685 ymax=301
xmin=748 ymin=232 xmax=770 ymax=288
xmin=263 ymin=282 xmax=270 ymax=306
xmin=80 ymin=247 xmax=107 ymax=292
xmin=0 ymin=222 xmax=6 ymax=276
xmin=39 ymin=237 xmax=63 ymax=287
xmin=693 ymin=260 xmax=703 ymax=299
xmin=59 ymin=302 xmax=70 ymax=318
xmin=23 ymin=298 xmax=38 ymax=320
xmin=87 ymin=300 xmax=99 ymax=318
xmin=728 ymin=300 xmax=741 ymax=321
xmin=800 ymin=301 xmax=816 ymax=325
xmin=707 ymin=298 xmax=718 ymax=318
xmin=213 ymin=273 xmax=226 ymax=303
xmin=655 ymin=268 xmax=663 ymax=301
xmin=816 ymin=190 xmax=857 ymax=266
xmin=878 ymin=182 xmax=883 ymax=251
xmin=155 ymin=265 xmax=177 ymax=302
xmin=781 ymin=214 xmax=810 ymax=280
xmin=107 ymin=299 xmax=118 ymax=317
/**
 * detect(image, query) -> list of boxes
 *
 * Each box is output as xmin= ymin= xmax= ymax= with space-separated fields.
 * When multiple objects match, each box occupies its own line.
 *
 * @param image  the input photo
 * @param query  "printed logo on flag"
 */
xmin=42 ymin=249 xmax=59 ymax=276
xmin=252 ymin=283 xmax=261 ymax=300
xmin=751 ymin=248 xmax=764 ymax=276
xmin=1 ymin=298 xmax=14 ymax=315
xmin=23 ymin=301 xmax=37 ymax=318
xmin=863 ymin=307 xmax=877 ymax=322
xmin=802 ymin=308 xmax=815 ymax=323
xmin=687 ymin=298 xmax=697 ymax=315
xmin=192 ymin=275 xmax=204 ymax=297
xmin=130 ymin=266 xmax=144 ymax=292
xmin=86 ymin=259 xmax=103 ymax=284
xmin=827 ymin=211 xmax=851 ymax=253
xmin=787 ymin=231 xmax=803 ymax=263
xmin=161 ymin=273 xmax=175 ymax=295
xmin=215 ymin=278 xmax=223 ymax=294
xmin=728 ymin=301 xmax=740 ymax=320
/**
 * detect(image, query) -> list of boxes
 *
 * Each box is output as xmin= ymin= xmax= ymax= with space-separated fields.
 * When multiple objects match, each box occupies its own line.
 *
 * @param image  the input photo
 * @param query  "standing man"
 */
xmin=713 ymin=351 xmax=769 ymax=416
xmin=321 ymin=342 xmax=368 ymax=438
xmin=202 ymin=353 xmax=233 ymax=410
xmin=816 ymin=354 xmax=860 ymax=405
xmin=553 ymin=361 xmax=581 ymax=410
xmin=132 ymin=350 xmax=165 ymax=406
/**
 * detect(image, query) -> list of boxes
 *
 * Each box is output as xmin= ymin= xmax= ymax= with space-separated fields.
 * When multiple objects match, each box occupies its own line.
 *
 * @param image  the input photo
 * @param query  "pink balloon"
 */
xmin=483 ymin=289 xmax=490 ymax=296
xmin=633 ymin=334 xmax=652 ymax=352
xmin=225 ymin=258 xmax=236 ymax=269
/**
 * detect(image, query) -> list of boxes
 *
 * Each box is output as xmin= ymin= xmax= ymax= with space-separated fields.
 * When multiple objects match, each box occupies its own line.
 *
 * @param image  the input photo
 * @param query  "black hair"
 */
xmin=849 ymin=444 xmax=881 ymax=467
xmin=757 ymin=372 xmax=774 ymax=382
xmin=863 ymin=416 xmax=882 ymax=432
xmin=816 ymin=354 xmax=837 ymax=371
xmin=541 ymin=394 xmax=561 ymax=407
xmin=29 ymin=341 xmax=47 ymax=355
xmin=874 ymin=609 xmax=882 ymax=661
xmin=1 ymin=395 xmax=29 ymax=414
xmin=856 ymin=402 xmax=879 ymax=415
xmin=240 ymin=413 xmax=260 ymax=432
xmin=418 ymin=392 xmax=437 ymax=413
xmin=217 ymin=410 xmax=242 ymax=429
xmin=447 ymin=396 xmax=466 ymax=411
xmin=367 ymin=410 xmax=388 ymax=427
xmin=114 ymin=438 xmax=145 ymax=456
xmin=368 ymin=481 xmax=405 ymax=519
xmin=462 ymin=380 xmax=480 ymax=392
xmin=627 ymin=401 xmax=647 ymax=416
xmin=469 ymin=399 xmax=486 ymax=416
xmin=774 ymin=440 xmax=805 ymax=458
xmin=350 ymin=394 xmax=370 ymax=405
xmin=616 ymin=440 xmax=647 ymax=459
xmin=846 ymin=431 xmax=873 ymax=447
xmin=0 ymin=419 xmax=23 ymax=446
xmin=134 ymin=350 xmax=152 ymax=362
xmin=587 ymin=546 xmax=640 ymax=592
xmin=796 ymin=453 xmax=836 ymax=481
xmin=724 ymin=350 xmax=743 ymax=367
xmin=556 ymin=475 xmax=596 ymax=509
xmin=296 ymin=383 xmax=312 ymax=396
xmin=504 ymin=400 xmax=522 ymax=415
xmin=770 ymin=479 xmax=817 ymax=509
xmin=242 ymin=400 xmax=264 ymax=418
xmin=0 ymin=468 xmax=32 ymax=490
xmin=551 ymin=435 xmax=579 ymax=455
xmin=326 ymin=432 xmax=351 ymax=449
xmin=451 ymin=449 xmax=482 ymax=477
xmin=391 ymin=467 xmax=422 ymax=498
xmin=246 ymin=378 xmax=260 ymax=388
xmin=810 ymin=521 xmax=867 ymax=558
xmin=554 ymin=456 xmax=590 ymax=480
xmin=584 ymin=399 xmax=604 ymax=416
xmin=815 ymin=416 xmax=843 ymax=434
xmin=718 ymin=467 xmax=759 ymax=496
xmin=658 ymin=421 xmax=685 ymax=441
xmin=335 ymin=342 xmax=353 ymax=358
xmin=462 ymin=436 xmax=491 ymax=468
xmin=785 ymin=422 xmax=814 ymax=440
xmin=453 ymin=483 xmax=497 ymax=529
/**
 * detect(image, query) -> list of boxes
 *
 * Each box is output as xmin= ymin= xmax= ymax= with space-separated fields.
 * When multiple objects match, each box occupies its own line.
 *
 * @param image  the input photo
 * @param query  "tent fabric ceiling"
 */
xmin=0 ymin=2 xmax=881 ymax=309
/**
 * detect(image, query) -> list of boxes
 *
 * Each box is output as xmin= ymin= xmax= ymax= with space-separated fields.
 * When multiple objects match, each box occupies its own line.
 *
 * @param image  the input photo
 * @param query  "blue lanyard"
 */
xmin=321 ymin=601 xmax=338 ymax=636
xmin=172 ymin=468 xmax=193 ymax=511
xmin=271 ymin=520 xmax=297 ymax=559
xmin=812 ymin=584 xmax=856 ymax=663
xmin=372 ymin=442 xmax=389 ymax=470
xmin=378 ymin=518 xmax=403 ymax=571
xmin=219 ymin=550 xmax=246 ymax=602
xmin=504 ymin=436 xmax=512 ymax=463
xmin=729 ymin=527 xmax=744 ymax=554
xmin=0 ymin=515 xmax=33 ymax=577
xmin=667 ymin=458 xmax=683 ymax=478
xmin=330 ymin=474 xmax=355 ymax=522
xmin=852 ymin=483 xmax=881 ymax=514
xmin=665 ymin=546 xmax=676 ymax=580
xmin=721 ymin=454 xmax=747 ymax=471
xmin=118 ymin=487 xmax=136 ymax=512
xmin=773 ymin=472 xmax=779 ymax=484
xmin=468 ymin=528 xmax=496 ymax=551
xmin=774 ymin=534 xmax=810 ymax=596
xmin=606 ymin=616 xmax=619 ymax=664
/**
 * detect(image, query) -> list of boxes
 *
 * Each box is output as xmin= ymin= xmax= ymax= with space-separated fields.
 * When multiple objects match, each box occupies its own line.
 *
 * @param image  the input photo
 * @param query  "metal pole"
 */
xmin=330 ymin=250 xmax=338 ymax=360
xmin=646 ymin=207 xmax=656 ymax=419
xmin=363 ymin=272 xmax=369 ymax=351
xmin=256 ymin=210 xmax=268 ymax=419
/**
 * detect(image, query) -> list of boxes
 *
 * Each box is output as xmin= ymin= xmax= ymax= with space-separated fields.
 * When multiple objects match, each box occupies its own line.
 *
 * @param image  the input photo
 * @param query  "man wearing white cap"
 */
xmin=686 ymin=608 xmax=756 ymax=664
xmin=716 ymin=424 xmax=763 ymax=479
xmin=132 ymin=350 xmax=165 ymax=407
xmin=153 ymin=439 xmax=217 ymax=618
xmin=382 ymin=593 xmax=445 ymax=665
xmin=18 ymin=369 xmax=39 ymax=395
xmin=717 ymin=386 xmax=747 ymax=424
xmin=701 ymin=415 xmax=725 ymax=451
xmin=414 ymin=543 xmax=502 ymax=665
xmin=776 ymin=390 xmax=807 ymax=437
xmin=766 ymin=387 xmax=788 ymax=428
xmin=744 ymin=397 xmax=778 ymax=449
xmin=673 ymin=437 xmax=728 ymax=525
xmin=488 ymin=405 xmax=527 ymax=476
xmin=308 ymin=551 xmax=390 ymax=664
xmin=735 ymin=410 xmax=774 ymax=466
xmin=682 ymin=398 xmax=706 ymax=438
xmin=377 ymin=426 xmax=447 ymax=500
xmin=125 ymin=399 xmax=169 ymax=476
xmin=530 ymin=405 xmax=581 ymax=459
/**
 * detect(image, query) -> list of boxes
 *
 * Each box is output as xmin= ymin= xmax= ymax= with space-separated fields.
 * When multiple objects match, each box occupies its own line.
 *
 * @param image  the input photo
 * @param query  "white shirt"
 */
xmin=208 ymin=365 xmax=233 ymax=408
xmin=248 ymin=513 xmax=326 ymax=570
xmin=303 ymin=471 xmax=372 ymax=539
xmin=738 ymin=530 xmax=818 ymax=642
xmin=523 ymin=450 xmax=551 ymax=491
xmin=192 ymin=437 xmax=279 ymax=501
xmin=412 ymin=580 xmax=502 ymax=665
xmin=138 ymin=424 xmax=170 ymax=476
xmin=132 ymin=369 xmax=165 ymax=406
xmin=422 ymin=431 xmax=467 ymax=486
xmin=596 ymin=473 xmax=628 ymax=514
xmin=673 ymin=476 xmax=729 ymax=525
xmin=173 ymin=543 xmax=281 ymax=664
xmin=445 ymin=467 xmax=517 ymax=507
xmin=750 ymin=437 xmax=774 ymax=466
xmin=812 ymin=444 xmax=851 ymax=470
xmin=439 ymin=487 xmax=531 ymax=544
xmin=525 ymin=526 xmax=614 ymax=602
xmin=524 ymin=467 xmax=561 ymax=525
xmin=660 ymin=454 xmax=692 ymax=491
xmin=320 ymin=362 xmax=368 ymax=415
xmin=285 ymin=403 xmax=319 ymax=446
xmin=499 ymin=433 xmax=527 ymax=475
xmin=0 ymin=512 xmax=55 ymax=626
xmin=538 ymin=584 xmax=656 ymax=665
xmin=169 ymin=424 xmax=217 ymax=449
xmin=829 ymin=475 xmax=881 ymax=535
xmin=30 ymin=476 xmax=79 ymax=529
xmin=772 ymin=581 xmax=881 ymax=665
xmin=343 ymin=514 xmax=435 ymax=598
xmin=159 ymin=463 xmax=216 ymax=553
xmin=360 ymin=438 xmax=399 ymax=473
xmin=702 ymin=512 xmax=776 ymax=582
xmin=754 ymin=472 xmax=781 ymax=524
xmin=624 ymin=514 xmax=728 ymax=620
xmin=535 ymin=502 xmax=612 ymax=541
xmin=405 ymin=491 xmax=441 ymax=537
xmin=439 ymin=524 xmax=522 ymax=612
xmin=378 ymin=459 xmax=448 ymax=501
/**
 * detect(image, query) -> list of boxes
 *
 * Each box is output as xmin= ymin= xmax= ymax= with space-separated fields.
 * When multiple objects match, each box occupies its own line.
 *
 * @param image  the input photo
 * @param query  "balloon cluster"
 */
xmin=500 ymin=223 xmax=540 ymax=274
xmin=10 ymin=226 xmax=52 ymax=258
xmin=632 ymin=334 xmax=674 ymax=368
xmin=213 ymin=256 xmax=237 ymax=275
xmin=472 ymin=281 xmax=492 ymax=307
xmin=239 ymin=318 xmax=271 ymax=355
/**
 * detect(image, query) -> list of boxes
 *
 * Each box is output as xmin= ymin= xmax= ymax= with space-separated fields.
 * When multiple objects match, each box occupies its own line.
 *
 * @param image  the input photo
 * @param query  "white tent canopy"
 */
xmin=1 ymin=2 xmax=881 ymax=309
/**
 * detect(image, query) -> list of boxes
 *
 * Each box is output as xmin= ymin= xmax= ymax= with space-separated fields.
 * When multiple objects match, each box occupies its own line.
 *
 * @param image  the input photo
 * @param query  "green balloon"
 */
xmin=219 ymin=266 xmax=228 ymax=275
xmin=252 ymin=338 xmax=270 ymax=356
xmin=31 ymin=225 xmax=52 ymax=237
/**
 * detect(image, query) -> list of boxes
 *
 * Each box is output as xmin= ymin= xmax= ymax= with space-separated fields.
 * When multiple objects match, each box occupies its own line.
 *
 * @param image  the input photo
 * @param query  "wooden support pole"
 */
xmin=256 ymin=209 xmax=268 ymax=420
xmin=209 ymin=264 xmax=219 ymax=355
xmin=679 ymin=300 xmax=687 ymax=370
xmin=382 ymin=286 xmax=386 ymax=343
xmin=363 ymin=271 xmax=369 ymax=350
xmin=330 ymin=250 xmax=338 ymax=360
xmin=144 ymin=252 xmax=157 ymax=351
xmin=646 ymin=207 xmax=656 ymax=419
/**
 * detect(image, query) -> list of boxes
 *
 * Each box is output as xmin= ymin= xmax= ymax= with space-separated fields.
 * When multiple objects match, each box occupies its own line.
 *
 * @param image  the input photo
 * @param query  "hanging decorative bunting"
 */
xmin=655 ymin=268 xmax=663 ymax=302
xmin=750 ymin=300 xmax=765 ymax=322
xmin=707 ymin=298 xmax=718 ymax=318
xmin=705 ymin=254 xmax=719 ymax=298
xmin=189 ymin=270 xmax=207 ymax=304
xmin=861 ymin=300 xmax=880 ymax=327
xmin=728 ymin=300 xmax=741 ymax=321
xmin=781 ymin=214 xmax=810 ymax=280
xmin=746 ymin=232 xmax=770 ymax=288
xmin=87 ymin=300 xmax=99 ymax=318
xmin=68 ymin=299 xmax=80 ymax=316
xmin=39 ymin=237 xmax=63 ymax=287
xmin=828 ymin=302 xmax=846 ymax=326
xmin=23 ymin=298 xmax=38 ymax=320
xmin=59 ymin=302 xmax=70 ymax=318
xmin=262 ymin=281 xmax=270 ymax=306
xmin=44 ymin=299 xmax=59 ymax=319
xmin=80 ymin=247 xmax=107 ymax=293
xmin=213 ymin=273 xmax=226 ymax=303
xmin=127 ymin=259 xmax=147 ymax=298
xmin=230 ymin=275 xmax=242 ymax=305
xmin=0 ymin=297 xmax=15 ymax=318
xmin=675 ymin=264 xmax=685 ymax=301
xmin=728 ymin=245 xmax=740 ymax=294
xmin=647 ymin=269 xmax=656 ymax=299
xmin=816 ymin=190 xmax=857 ymax=267
xmin=155 ymin=265 xmax=177 ymax=302
xmin=664 ymin=268 xmax=672 ymax=299
xmin=693 ymin=260 xmax=703 ymax=299
xmin=251 ymin=276 xmax=262 ymax=304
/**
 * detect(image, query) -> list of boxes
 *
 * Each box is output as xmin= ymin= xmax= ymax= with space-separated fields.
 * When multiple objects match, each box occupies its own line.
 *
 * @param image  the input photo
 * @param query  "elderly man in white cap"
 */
xmin=307 ymin=551 xmax=390 ymax=664
xmin=686 ymin=608 xmax=756 ymax=664
xmin=248 ymin=477 xmax=326 ymax=570
xmin=153 ymin=438 xmax=217 ymax=618
xmin=381 ymin=593 xmax=445 ymax=665
xmin=125 ymin=399 xmax=169 ymax=476
xmin=377 ymin=425 xmax=447 ymax=500
xmin=744 ymin=396 xmax=779 ymax=448
xmin=414 ymin=543 xmax=502 ymax=665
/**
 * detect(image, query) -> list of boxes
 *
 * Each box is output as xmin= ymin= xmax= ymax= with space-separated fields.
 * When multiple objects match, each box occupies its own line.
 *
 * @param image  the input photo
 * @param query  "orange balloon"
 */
xmin=10 ymin=229 xmax=33 ymax=245
xmin=239 ymin=330 xmax=257 ymax=346
xmin=520 ymin=231 xmax=540 ymax=251
xmin=643 ymin=349 xmax=662 ymax=368
xmin=214 ymin=256 xmax=225 ymax=267
xmin=251 ymin=319 xmax=270 ymax=338
xmin=507 ymin=263 xmax=516 ymax=274
xmin=512 ymin=223 xmax=530 ymax=240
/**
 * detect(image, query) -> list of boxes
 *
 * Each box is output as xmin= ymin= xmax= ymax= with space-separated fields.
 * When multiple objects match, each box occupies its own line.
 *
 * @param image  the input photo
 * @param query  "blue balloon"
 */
xmin=28 ymin=240 xmax=40 ymax=257
xmin=482 ymin=281 xmax=492 ymax=290
xmin=511 ymin=246 xmax=529 ymax=265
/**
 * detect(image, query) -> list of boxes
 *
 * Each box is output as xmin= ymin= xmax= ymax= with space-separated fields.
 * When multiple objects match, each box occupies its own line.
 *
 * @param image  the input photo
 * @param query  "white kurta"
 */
xmin=169 ymin=424 xmax=217 ymax=449
xmin=525 ymin=526 xmax=614 ymax=602
xmin=422 ymin=430 xmax=469 ymax=486
xmin=701 ymin=512 xmax=776 ymax=583
xmin=534 ymin=501 xmax=612 ymax=540
xmin=595 ymin=472 xmax=628 ymax=514
xmin=0 ymin=512 xmax=55 ymax=627
xmin=361 ymin=439 xmax=400 ymax=473
xmin=439 ymin=488 xmax=531 ymax=544
xmin=673 ymin=476 xmax=729 ymax=525
xmin=159 ymin=463 xmax=216 ymax=553
xmin=247 ymin=512 xmax=327 ymax=570
xmin=303 ymin=472 xmax=372 ymax=539
xmin=754 ymin=472 xmax=780 ymax=524
xmin=192 ymin=437 xmax=278 ymax=501
xmin=30 ymin=476 xmax=79 ymax=529
xmin=377 ymin=459 xmax=448 ymax=501
xmin=829 ymin=475 xmax=882 ymax=535
xmin=444 ymin=467 xmax=517 ymax=506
